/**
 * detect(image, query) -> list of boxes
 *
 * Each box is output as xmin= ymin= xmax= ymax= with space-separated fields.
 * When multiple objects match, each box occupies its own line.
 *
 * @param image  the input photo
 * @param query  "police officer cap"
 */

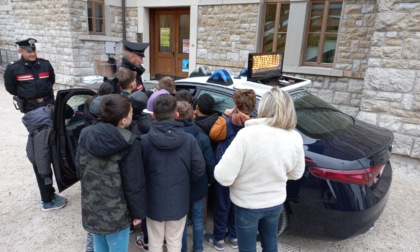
xmin=123 ymin=40 xmax=149 ymax=57
xmin=16 ymin=38 xmax=37 ymax=51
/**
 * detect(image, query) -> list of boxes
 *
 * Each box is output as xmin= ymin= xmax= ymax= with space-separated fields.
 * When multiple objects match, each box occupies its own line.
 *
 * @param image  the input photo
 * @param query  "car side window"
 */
xmin=198 ymin=90 xmax=235 ymax=114
xmin=65 ymin=95 xmax=91 ymax=126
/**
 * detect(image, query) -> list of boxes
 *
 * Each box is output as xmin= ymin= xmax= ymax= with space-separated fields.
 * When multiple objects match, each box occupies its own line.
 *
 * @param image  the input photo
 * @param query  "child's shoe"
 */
xmin=204 ymin=234 xmax=225 ymax=251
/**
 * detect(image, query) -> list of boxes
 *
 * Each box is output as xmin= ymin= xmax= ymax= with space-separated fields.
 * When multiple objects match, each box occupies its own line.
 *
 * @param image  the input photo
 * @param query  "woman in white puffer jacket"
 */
xmin=214 ymin=86 xmax=305 ymax=252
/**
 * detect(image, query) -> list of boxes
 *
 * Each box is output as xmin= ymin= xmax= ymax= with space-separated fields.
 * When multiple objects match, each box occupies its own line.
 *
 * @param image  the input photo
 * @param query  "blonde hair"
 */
xmin=177 ymin=101 xmax=194 ymax=121
xmin=258 ymin=87 xmax=297 ymax=130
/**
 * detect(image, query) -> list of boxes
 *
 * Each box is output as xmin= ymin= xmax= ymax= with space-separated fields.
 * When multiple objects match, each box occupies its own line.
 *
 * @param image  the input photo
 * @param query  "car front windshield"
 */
xmin=291 ymin=91 xmax=354 ymax=139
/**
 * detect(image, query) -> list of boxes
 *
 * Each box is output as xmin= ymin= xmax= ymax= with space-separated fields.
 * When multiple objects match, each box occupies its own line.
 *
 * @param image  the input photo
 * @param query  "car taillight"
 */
xmin=308 ymin=164 xmax=385 ymax=186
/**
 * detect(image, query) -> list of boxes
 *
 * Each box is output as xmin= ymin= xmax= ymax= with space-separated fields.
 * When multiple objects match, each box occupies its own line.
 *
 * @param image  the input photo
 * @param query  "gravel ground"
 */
xmin=0 ymin=81 xmax=419 ymax=252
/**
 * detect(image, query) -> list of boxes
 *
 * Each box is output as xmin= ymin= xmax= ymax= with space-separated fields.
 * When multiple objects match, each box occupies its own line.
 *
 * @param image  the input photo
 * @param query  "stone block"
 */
xmin=386 ymin=31 xmax=398 ymax=38
xmin=356 ymin=111 xmax=377 ymax=125
xmin=401 ymin=123 xmax=420 ymax=137
xmin=333 ymin=91 xmax=351 ymax=105
xmin=409 ymin=60 xmax=420 ymax=70
xmin=370 ymin=46 xmax=402 ymax=59
xmin=197 ymin=49 xmax=208 ymax=59
xmin=361 ymin=4 xmax=375 ymax=14
xmin=407 ymin=12 xmax=420 ymax=32
xmin=330 ymin=79 xmax=349 ymax=91
xmin=350 ymin=98 xmax=361 ymax=107
xmin=393 ymin=133 xmax=414 ymax=156
xmin=411 ymin=137 xmax=420 ymax=159
xmin=360 ymin=41 xmax=371 ymax=48
xmin=348 ymin=79 xmax=365 ymax=92
xmin=403 ymin=38 xmax=420 ymax=60
xmin=367 ymin=58 xmax=381 ymax=67
xmin=375 ymin=91 xmax=403 ymax=102
xmin=239 ymin=50 xmax=249 ymax=62
xmin=345 ymin=5 xmax=362 ymax=14
xmin=375 ymin=13 xmax=408 ymax=31
xmin=382 ymin=59 xmax=409 ymax=69
xmin=312 ymin=79 xmax=323 ymax=88
xmin=378 ymin=114 xmax=402 ymax=131
xmin=385 ymin=38 xmax=402 ymax=46
xmin=227 ymin=52 xmax=239 ymax=62
xmin=365 ymin=68 xmax=416 ymax=92
xmin=360 ymin=99 xmax=390 ymax=112
xmin=352 ymin=60 xmax=361 ymax=71
xmin=389 ymin=109 xmax=420 ymax=121
xmin=401 ymin=94 xmax=414 ymax=110
xmin=230 ymin=35 xmax=240 ymax=42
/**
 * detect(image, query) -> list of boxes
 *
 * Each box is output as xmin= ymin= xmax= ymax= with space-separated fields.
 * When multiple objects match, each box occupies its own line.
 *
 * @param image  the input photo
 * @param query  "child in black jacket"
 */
xmin=141 ymin=94 xmax=205 ymax=251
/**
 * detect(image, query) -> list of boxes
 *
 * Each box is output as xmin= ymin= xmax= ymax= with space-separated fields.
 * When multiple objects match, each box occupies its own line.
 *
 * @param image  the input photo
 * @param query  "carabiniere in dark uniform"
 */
xmin=4 ymin=38 xmax=55 ymax=113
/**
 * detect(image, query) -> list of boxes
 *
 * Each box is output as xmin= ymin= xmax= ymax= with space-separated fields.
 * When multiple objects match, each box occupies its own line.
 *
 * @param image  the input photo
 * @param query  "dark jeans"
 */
xmin=234 ymin=204 xmax=283 ymax=252
xmin=32 ymin=165 xmax=55 ymax=203
xmin=213 ymin=181 xmax=236 ymax=241
xmin=182 ymin=198 xmax=205 ymax=252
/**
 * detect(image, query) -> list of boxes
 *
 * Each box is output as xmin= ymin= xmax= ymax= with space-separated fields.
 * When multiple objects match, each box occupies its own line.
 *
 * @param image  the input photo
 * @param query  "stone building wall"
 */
xmin=302 ymin=1 xmax=377 ymax=118
xmin=335 ymin=0 xmax=376 ymax=79
xmin=0 ymin=1 xmax=15 ymax=65
xmin=358 ymin=0 xmax=420 ymax=158
xmin=0 ymin=0 xmax=137 ymax=86
xmin=196 ymin=4 xmax=259 ymax=75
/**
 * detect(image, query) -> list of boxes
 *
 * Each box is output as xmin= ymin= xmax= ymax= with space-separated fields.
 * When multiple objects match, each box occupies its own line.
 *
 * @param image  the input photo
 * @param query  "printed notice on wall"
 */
xmin=182 ymin=39 xmax=190 ymax=53
xmin=182 ymin=58 xmax=189 ymax=72
xmin=160 ymin=28 xmax=170 ymax=47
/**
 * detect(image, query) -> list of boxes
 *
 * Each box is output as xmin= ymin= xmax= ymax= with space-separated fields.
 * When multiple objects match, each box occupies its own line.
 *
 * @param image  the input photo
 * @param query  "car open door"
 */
xmin=51 ymin=89 xmax=96 ymax=192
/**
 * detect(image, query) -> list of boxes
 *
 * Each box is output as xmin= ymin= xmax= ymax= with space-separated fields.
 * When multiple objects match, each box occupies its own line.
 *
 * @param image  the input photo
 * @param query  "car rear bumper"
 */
xmin=286 ymin=162 xmax=392 ymax=240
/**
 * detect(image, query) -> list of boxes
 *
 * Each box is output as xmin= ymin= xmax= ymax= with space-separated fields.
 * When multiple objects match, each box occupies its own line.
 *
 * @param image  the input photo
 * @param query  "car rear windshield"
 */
xmin=291 ymin=91 xmax=354 ymax=138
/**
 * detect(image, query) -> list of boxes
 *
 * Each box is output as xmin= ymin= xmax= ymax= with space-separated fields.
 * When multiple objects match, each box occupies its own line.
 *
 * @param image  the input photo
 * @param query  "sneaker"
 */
xmin=226 ymin=236 xmax=238 ymax=249
xmin=42 ymin=194 xmax=67 ymax=212
xmin=204 ymin=234 xmax=225 ymax=251
xmin=136 ymin=234 xmax=149 ymax=251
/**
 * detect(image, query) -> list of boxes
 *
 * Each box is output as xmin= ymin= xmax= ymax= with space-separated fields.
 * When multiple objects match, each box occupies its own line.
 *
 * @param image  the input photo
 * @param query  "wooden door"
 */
xmin=151 ymin=9 xmax=190 ymax=79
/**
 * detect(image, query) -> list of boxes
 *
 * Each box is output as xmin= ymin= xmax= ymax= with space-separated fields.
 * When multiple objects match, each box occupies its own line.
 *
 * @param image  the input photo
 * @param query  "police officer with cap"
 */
xmin=4 ymin=38 xmax=56 ymax=113
xmin=3 ymin=38 xmax=66 ymax=211
xmin=120 ymin=40 xmax=150 ymax=94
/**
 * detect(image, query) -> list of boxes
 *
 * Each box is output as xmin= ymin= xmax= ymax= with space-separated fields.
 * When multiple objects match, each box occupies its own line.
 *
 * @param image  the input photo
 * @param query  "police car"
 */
xmin=52 ymin=53 xmax=393 ymax=240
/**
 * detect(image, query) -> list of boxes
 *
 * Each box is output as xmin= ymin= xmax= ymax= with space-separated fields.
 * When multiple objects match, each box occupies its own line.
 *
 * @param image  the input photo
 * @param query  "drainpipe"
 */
xmin=122 ymin=0 xmax=126 ymax=41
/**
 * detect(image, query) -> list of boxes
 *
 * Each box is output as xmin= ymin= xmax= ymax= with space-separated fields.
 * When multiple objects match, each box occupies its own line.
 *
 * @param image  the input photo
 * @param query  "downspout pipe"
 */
xmin=122 ymin=0 xmax=126 ymax=41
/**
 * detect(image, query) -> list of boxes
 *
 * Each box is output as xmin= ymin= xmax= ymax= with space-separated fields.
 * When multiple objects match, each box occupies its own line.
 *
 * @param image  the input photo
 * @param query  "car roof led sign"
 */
xmin=247 ymin=52 xmax=284 ymax=82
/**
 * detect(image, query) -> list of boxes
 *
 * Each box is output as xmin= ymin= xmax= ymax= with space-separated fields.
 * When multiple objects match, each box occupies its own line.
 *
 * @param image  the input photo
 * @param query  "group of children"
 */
xmin=77 ymin=66 xmax=257 ymax=252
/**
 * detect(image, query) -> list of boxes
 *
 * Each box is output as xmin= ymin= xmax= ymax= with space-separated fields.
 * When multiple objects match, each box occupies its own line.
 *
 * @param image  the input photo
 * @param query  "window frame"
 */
xmin=261 ymin=0 xmax=290 ymax=53
xmin=87 ymin=0 xmax=105 ymax=35
xmin=302 ymin=0 xmax=343 ymax=67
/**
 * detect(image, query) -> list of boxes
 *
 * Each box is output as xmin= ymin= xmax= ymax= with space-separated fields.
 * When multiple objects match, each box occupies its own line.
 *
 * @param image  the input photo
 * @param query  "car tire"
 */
xmin=277 ymin=208 xmax=288 ymax=236
xmin=256 ymin=208 xmax=288 ymax=241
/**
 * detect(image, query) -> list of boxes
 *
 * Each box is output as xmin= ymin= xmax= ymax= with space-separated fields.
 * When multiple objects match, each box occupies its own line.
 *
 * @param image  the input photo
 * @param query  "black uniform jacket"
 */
xmin=4 ymin=57 xmax=55 ymax=100
xmin=120 ymin=57 xmax=145 ymax=92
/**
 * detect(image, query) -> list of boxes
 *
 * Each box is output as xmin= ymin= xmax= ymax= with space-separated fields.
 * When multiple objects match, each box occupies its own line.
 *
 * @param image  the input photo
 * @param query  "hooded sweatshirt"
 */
xmin=140 ymin=120 xmax=205 ymax=221
xmin=76 ymin=122 xmax=147 ymax=235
